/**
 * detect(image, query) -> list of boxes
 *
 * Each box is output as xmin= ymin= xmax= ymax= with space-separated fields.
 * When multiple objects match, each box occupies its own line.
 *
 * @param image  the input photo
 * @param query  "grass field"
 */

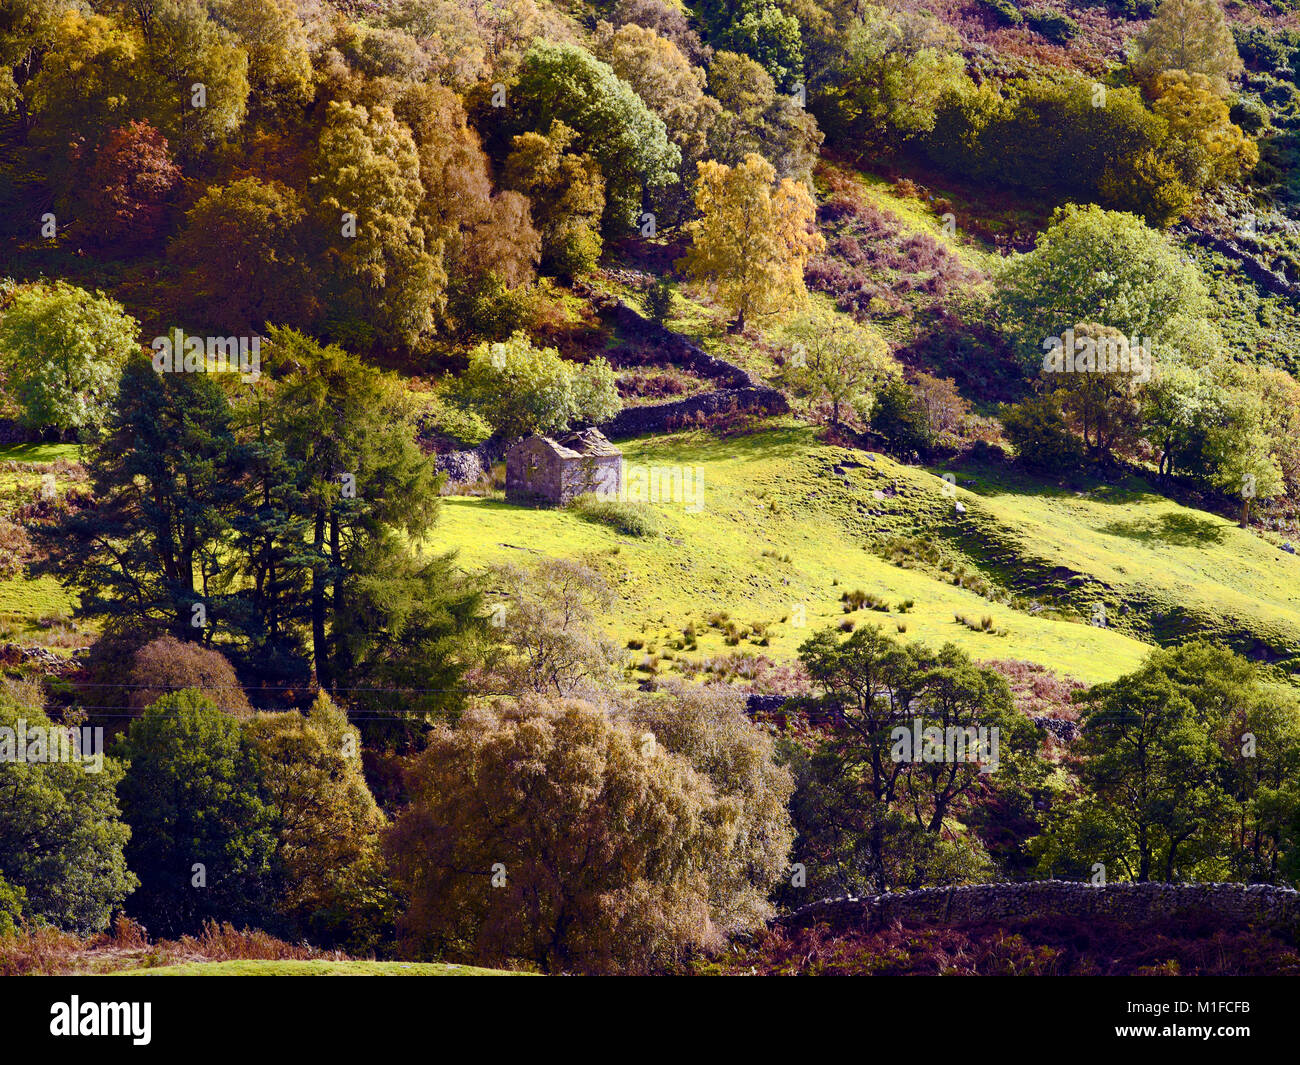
xmin=124 ymin=959 xmax=517 ymax=976
xmin=0 ymin=443 xmax=82 ymax=645
xmin=425 ymin=423 xmax=1300 ymax=686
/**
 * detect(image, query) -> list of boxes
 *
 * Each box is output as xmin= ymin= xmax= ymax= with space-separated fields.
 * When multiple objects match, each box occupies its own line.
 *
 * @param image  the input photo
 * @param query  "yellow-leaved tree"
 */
xmin=1134 ymin=0 xmax=1242 ymax=97
xmin=680 ymin=152 xmax=823 ymax=333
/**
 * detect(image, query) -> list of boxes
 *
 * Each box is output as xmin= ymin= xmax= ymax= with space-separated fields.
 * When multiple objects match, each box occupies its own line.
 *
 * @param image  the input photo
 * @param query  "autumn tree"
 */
xmin=812 ymin=3 xmax=968 ymax=149
xmin=1000 ymin=393 xmax=1082 ymax=475
xmin=385 ymin=698 xmax=722 ymax=973
xmin=208 ymin=0 xmax=312 ymax=123
xmin=780 ymin=309 xmax=892 ymax=427
xmin=1134 ymin=0 xmax=1242 ymax=97
xmin=1140 ymin=350 xmax=1210 ymax=481
xmin=680 ymin=152 xmax=823 ymax=332
xmin=0 ymin=0 xmax=65 ymax=132
xmin=503 ymin=121 xmax=605 ymax=277
xmin=395 ymin=83 xmax=543 ymax=337
xmin=1151 ymin=70 xmax=1256 ymax=189
xmin=506 ymin=41 xmax=680 ymax=231
xmin=311 ymin=100 xmax=445 ymax=352
xmin=126 ymin=635 xmax=252 ymax=715
xmin=24 ymin=9 xmax=141 ymax=189
xmin=1257 ymin=364 xmax=1300 ymax=505
xmin=485 ymin=558 xmax=619 ymax=698
xmin=623 ymin=680 xmax=795 ymax=934
xmin=245 ymin=694 xmax=393 ymax=950
xmin=130 ymin=0 xmax=251 ymax=157
xmin=707 ymin=50 xmax=821 ymax=184
xmin=599 ymin=21 xmax=722 ymax=219
xmin=168 ymin=177 xmax=314 ymax=334
xmin=609 ymin=0 xmax=710 ymax=64
xmin=80 ymin=120 xmax=179 ymax=251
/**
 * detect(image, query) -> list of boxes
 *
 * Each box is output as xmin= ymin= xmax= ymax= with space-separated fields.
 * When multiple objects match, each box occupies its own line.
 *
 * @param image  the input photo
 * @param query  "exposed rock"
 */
xmin=1031 ymin=716 xmax=1078 ymax=742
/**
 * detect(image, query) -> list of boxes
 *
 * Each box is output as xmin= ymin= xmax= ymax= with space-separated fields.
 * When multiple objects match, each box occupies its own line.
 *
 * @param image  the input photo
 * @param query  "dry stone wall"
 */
xmin=780 ymin=881 xmax=1300 ymax=931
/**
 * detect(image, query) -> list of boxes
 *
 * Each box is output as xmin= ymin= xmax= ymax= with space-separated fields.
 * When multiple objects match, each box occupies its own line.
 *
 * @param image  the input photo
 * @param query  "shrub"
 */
xmin=1025 ymin=8 xmax=1078 ymax=42
xmin=872 ymin=377 xmax=934 ymax=457
xmin=644 ymin=277 xmax=676 ymax=324
xmin=1001 ymin=395 xmax=1083 ymax=475
xmin=570 ymin=497 xmax=660 ymax=537
xmin=979 ymin=0 xmax=1023 ymax=24
xmin=126 ymin=636 xmax=252 ymax=716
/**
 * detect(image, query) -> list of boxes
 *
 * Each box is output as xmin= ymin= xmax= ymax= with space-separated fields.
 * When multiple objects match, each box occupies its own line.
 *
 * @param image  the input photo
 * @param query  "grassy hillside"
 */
xmin=0 ymin=444 xmax=81 ymax=645
xmin=425 ymin=421 xmax=1300 ymax=685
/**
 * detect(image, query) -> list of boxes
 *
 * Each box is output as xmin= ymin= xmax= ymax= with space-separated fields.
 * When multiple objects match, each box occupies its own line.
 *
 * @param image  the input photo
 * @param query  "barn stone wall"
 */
xmin=505 ymin=438 xmax=563 ymax=502
xmin=557 ymin=453 xmax=621 ymax=503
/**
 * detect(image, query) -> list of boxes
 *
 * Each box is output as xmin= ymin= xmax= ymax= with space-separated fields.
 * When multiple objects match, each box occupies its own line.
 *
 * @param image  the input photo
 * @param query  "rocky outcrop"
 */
xmin=780 ymin=880 xmax=1300 ymax=931
xmin=1030 ymin=716 xmax=1078 ymax=742
xmin=1181 ymin=228 xmax=1300 ymax=300
xmin=1 ymin=643 xmax=87 ymax=676
xmin=746 ymin=693 xmax=793 ymax=715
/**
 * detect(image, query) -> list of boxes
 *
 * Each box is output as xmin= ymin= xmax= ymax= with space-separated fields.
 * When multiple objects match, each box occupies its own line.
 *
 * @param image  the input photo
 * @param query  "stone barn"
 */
xmin=505 ymin=428 xmax=622 ymax=505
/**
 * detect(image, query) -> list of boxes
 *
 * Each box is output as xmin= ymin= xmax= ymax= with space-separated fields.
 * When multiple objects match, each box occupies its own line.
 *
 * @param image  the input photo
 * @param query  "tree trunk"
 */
xmin=312 ymin=512 xmax=332 ymax=691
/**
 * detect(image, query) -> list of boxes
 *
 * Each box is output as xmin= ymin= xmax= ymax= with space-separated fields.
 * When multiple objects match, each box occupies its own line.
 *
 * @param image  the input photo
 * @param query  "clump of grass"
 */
xmin=721 ymin=619 xmax=751 ymax=646
xmin=839 ymin=618 xmax=856 ymax=632
xmin=896 ymin=622 xmax=908 ymax=633
xmin=955 ymin=613 xmax=1003 ymax=635
xmin=627 ymin=637 xmax=645 ymax=650
xmin=842 ymin=590 xmax=888 ymax=612
xmin=569 ymin=497 xmax=660 ymax=537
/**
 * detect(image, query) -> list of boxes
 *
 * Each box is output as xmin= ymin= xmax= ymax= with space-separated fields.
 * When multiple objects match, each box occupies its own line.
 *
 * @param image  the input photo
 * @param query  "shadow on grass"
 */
xmin=1097 ymin=512 xmax=1227 ymax=547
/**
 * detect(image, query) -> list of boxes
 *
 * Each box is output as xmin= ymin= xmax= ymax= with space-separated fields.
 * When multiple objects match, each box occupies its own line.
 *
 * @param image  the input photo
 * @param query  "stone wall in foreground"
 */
xmin=780 ymin=881 xmax=1300 ymax=931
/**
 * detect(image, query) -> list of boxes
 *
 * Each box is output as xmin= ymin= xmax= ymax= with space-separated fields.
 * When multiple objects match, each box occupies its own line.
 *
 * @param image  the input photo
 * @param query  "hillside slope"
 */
xmin=427 ymin=422 xmax=1300 ymax=684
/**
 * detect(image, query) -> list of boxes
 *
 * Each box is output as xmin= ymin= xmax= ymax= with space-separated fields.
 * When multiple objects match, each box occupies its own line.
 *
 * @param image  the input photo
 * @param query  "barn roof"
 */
xmin=516 ymin=427 xmax=621 ymax=460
